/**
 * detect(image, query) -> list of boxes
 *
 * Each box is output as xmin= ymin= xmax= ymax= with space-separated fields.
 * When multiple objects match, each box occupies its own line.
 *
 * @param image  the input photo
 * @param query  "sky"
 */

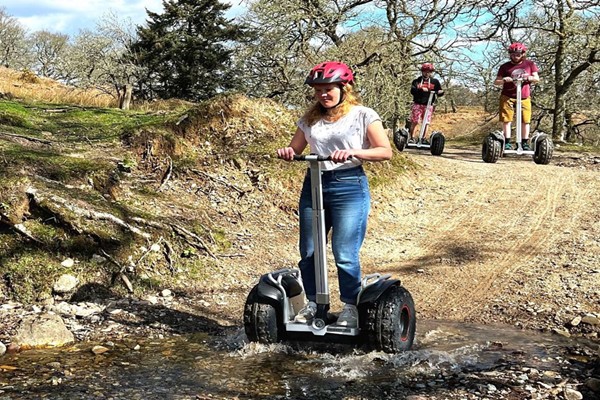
xmin=2 ymin=0 xmax=247 ymax=36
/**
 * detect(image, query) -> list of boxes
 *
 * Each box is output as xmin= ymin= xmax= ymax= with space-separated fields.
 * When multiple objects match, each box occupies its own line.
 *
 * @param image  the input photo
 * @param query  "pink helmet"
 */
xmin=508 ymin=42 xmax=527 ymax=53
xmin=305 ymin=62 xmax=355 ymax=86
xmin=421 ymin=63 xmax=435 ymax=72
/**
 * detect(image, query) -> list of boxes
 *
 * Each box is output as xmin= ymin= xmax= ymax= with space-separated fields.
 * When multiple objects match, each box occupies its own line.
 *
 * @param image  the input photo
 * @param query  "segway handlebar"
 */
xmin=291 ymin=154 xmax=354 ymax=162
xmin=292 ymin=154 xmax=331 ymax=162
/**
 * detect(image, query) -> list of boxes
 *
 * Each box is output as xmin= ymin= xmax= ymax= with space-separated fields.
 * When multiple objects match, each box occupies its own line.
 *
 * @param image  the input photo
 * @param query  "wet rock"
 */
xmin=91 ymin=345 xmax=110 ymax=355
xmin=53 ymin=274 xmax=79 ymax=294
xmin=552 ymin=327 xmax=571 ymax=337
xmin=586 ymin=377 xmax=600 ymax=392
xmin=563 ymin=387 xmax=583 ymax=400
xmin=581 ymin=315 xmax=599 ymax=326
xmin=12 ymin=313 xmax=74 ymax=348
xmin=569 ymin=316 xmax=582 ymax=326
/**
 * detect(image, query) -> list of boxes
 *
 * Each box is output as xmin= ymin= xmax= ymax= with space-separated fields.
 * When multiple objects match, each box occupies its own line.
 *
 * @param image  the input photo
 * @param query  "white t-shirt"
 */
xmin=297 ymin=105 xmax=381 ymax=171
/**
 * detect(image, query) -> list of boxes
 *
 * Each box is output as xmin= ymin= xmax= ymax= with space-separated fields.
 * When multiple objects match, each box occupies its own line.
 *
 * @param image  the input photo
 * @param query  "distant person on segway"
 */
xmin=494 ymin=42 xmax=540 ymax=151
xmin=409 ymin=63 xmax=444 ymax=144
xmin=276 ymin=61 xmax=392 ymax=329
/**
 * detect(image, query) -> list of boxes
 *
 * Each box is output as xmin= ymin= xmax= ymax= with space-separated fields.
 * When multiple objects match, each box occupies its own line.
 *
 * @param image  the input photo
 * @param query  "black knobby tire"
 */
xmin=533 ymin=136 xmax=553 ymax=165
xmin=482 ymin=134 xmax=501 ymax=163
xmin=243 ymin=287 xmax=279 ymax=344
xmin=361 ymin=285 xmax=416 ymax=353
xmin=393 ymin=130 xmax=407 ymax=152
xmin=430 ymin=133 xmax=445 ymax=156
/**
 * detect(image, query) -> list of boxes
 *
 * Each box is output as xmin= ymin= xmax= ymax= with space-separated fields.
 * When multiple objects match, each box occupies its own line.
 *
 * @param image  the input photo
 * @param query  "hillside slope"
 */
xmin=1 ymin=93 xmax=599 ymax=348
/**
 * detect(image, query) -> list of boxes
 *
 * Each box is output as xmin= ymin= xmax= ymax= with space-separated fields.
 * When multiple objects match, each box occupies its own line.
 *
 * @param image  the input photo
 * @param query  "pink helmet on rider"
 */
xmin=305 ymin=62 xmax=355 ymax=86
xmin=421 ymin=63 xmax=435 ymax=72
xmin=508 ymin=42 xmax=527 ymax=53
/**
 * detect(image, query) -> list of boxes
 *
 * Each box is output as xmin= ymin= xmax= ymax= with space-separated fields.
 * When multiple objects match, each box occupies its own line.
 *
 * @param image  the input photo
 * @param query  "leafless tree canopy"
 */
xmin=1 ymin=1 xmax=600 ymax=140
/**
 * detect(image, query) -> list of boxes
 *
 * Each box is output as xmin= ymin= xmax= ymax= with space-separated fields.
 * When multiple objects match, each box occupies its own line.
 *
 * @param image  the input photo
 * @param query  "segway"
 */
xmin=482 ymin=76 xmax=553 ymax=164
xmin=244 ymin=155 xmax=416 ymax=353
xmin=393 ymin=90 xmax=445 ymax=156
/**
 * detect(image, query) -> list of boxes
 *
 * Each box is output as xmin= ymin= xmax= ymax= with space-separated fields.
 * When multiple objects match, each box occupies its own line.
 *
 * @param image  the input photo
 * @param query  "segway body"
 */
xmin=482 ymin=77 xmax=553 ymax=164
xmin=394 ymin=90 xmax=445 ymax=156
xmin=244 ymin=155 xmax=416 ymax=352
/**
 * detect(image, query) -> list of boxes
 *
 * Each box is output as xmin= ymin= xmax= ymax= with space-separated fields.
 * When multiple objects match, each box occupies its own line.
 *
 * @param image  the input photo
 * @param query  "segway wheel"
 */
xmin=393 ymin=129 xmax=407 ymax=152
xmin=361 ymin=285 xmax=416 ymax=353
xmin=482 ymin=134 xmax=501 ymax=163
xmin=429 ymin=132 xmax=445 ymax=156
xmin=243 ymin=286 xmax=279 ymax=344
xmin=533 ymin=136 xmax=553 ymax=165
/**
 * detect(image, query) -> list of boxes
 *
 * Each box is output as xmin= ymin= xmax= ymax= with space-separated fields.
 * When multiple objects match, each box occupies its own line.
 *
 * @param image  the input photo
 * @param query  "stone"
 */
xmin=0 ymin=341 xmax=6 ymax=356
xmin=60 ymin=258 xmax=75 ymax=268
xmin=569 ymin=316 xmax=582 ymax=326
xmin=563 ymin=388 xmax=583 ymax=400
xmin=12 ymin=313 xmax=75 ymax=348
xmin=586 ymin=377 xmax=600 ymax=392
xmin=91 ymin=345 xmax=110 ymax=355
xmin=581 ymin=315 xmax=599 ymax=326
xmin=53 ymin=274 xmax=79 ymax=294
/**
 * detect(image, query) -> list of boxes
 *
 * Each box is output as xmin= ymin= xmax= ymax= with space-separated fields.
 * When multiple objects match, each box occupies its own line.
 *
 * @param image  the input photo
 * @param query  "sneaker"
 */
xmin=408 ymin=137 xmax=416 ymax=144
xmin=420 ymin=138 xmax=430 ymax=145
xmin=336 ymin=304 xmax=358 ymax=328
xmin=522 ymin=141 xmax=530 ymax=151
xmin=294 ymin=301 xmax=316 ymax=323
xmin=504 ymin=142 xmax=513 ymax=150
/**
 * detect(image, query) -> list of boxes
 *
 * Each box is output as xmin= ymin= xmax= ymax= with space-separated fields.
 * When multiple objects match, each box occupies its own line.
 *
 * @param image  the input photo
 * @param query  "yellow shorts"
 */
xmin=499 ymin=95 xmax=531 ymax=123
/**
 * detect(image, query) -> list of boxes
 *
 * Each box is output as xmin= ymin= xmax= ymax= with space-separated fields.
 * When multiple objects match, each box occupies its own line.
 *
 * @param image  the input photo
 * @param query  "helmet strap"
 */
xmin=321 ymin=85 xmax=346 ymax=109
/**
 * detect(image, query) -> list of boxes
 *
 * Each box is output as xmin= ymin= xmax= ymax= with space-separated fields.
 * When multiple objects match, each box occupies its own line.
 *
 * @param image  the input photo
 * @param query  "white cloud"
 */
xmin=3 ymin=0 xmax=165 ymax=35
xmin=3 ymin=1 xmax=247 ymax=36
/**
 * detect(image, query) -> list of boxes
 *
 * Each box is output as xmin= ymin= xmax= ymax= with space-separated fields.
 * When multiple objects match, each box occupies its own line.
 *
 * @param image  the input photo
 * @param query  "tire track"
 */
xmin=364 ymin=147 xmax=599 ymax=320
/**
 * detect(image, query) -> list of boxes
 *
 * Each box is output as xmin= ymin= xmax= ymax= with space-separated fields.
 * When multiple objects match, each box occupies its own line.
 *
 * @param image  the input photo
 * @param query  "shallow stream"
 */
xmin=1 ymin=320 xmax=596 ymax=399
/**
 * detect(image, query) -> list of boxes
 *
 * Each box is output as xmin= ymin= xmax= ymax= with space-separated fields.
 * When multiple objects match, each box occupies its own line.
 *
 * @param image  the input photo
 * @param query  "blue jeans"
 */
xmin=298 ymin=166 xmax=371 ymax=305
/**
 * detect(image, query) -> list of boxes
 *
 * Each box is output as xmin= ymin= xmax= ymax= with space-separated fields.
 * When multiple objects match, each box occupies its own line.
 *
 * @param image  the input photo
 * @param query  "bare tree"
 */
xmin=29 ymin=30 xmax=70 ymax=78
xmin=530 ymin=1 xmax=600 ymax=141
xmin=57 ymin=13 xmax=145 ymax=109
xmin=0 ymin=7 xmax=31 ymax=69
xmin=236 ymin=0 xmax=477 ymax=130
xmin=468 ymin=0 xmax=600 ymax=140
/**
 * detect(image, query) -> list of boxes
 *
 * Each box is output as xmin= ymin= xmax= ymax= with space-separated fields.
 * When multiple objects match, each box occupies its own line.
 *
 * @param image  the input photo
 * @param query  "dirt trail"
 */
xmin=359 ymin=146 xmax=600 ymax=326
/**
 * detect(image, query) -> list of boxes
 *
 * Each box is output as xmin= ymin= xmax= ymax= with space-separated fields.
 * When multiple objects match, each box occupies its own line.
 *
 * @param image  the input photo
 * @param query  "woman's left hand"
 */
xmin=330 ymin=149 xmax=354 ymax=163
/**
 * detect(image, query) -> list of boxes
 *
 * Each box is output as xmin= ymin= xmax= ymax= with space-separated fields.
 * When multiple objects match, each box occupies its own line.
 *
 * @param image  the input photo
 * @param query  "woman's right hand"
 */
xmin=277 ymin=147 xmax=295 ymax=161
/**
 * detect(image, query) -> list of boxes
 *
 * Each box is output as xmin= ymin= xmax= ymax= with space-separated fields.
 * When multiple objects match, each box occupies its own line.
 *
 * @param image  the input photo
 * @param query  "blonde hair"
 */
xmin=302 ymin=84 xmax=362 ymax=126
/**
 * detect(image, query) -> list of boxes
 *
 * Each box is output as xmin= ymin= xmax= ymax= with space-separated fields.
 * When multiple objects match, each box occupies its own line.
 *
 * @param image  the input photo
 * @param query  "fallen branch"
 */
xmin=130 ymin=216 xmax=217 ymax=259
xmin=171 ymin=223 xmax=217 ymax=259
xmin=217 ymin=253 xmax=246 ymax=258
xmin=0 ymin=131 xmax=52 ymax=145
xmin=191 ymin=169 xmax=248 ymax=195
xmin=26 ymin=187 xmax=150 ymax=239
xmin=101 ymin=249 xmax=134 ymax=293
xmin=163 ymin=240 xmax=176 ymax=275
xmin=12 ymin=223 xmax=44 ymax=244
xmin=158 ymin=156 xmax=173 ymax=192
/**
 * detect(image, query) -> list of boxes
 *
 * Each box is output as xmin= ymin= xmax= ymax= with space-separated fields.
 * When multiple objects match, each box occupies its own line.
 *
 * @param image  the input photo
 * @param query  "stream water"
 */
xmin=0 ymin=320 xmax=597 ymax=399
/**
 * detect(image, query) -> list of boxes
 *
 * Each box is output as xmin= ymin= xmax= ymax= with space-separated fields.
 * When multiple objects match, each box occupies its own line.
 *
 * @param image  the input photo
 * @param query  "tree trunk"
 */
xmin=119 ymin=84 xmax=132 ymax=110
xmin=552 ymin=93 xmax=566 ymax=141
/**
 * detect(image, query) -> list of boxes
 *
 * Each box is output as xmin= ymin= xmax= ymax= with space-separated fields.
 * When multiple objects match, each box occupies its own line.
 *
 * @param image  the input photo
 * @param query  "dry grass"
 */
xmin=0 ymin=67 xmax=116 ymax=108
xmin=0 ymin=65 xmax=498 ymax=143
xmin=433 ymin=107 xmax=496 ymax=140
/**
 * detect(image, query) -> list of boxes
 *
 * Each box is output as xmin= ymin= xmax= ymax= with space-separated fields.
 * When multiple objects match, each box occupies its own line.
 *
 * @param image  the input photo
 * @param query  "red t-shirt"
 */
xmin=497 ymin=59 xmax=539 ymax=99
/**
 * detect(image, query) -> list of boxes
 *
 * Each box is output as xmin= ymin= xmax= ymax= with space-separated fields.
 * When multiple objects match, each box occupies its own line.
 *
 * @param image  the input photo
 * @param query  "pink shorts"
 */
xmin=410 ymin=104 xmax=434 ymax=124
